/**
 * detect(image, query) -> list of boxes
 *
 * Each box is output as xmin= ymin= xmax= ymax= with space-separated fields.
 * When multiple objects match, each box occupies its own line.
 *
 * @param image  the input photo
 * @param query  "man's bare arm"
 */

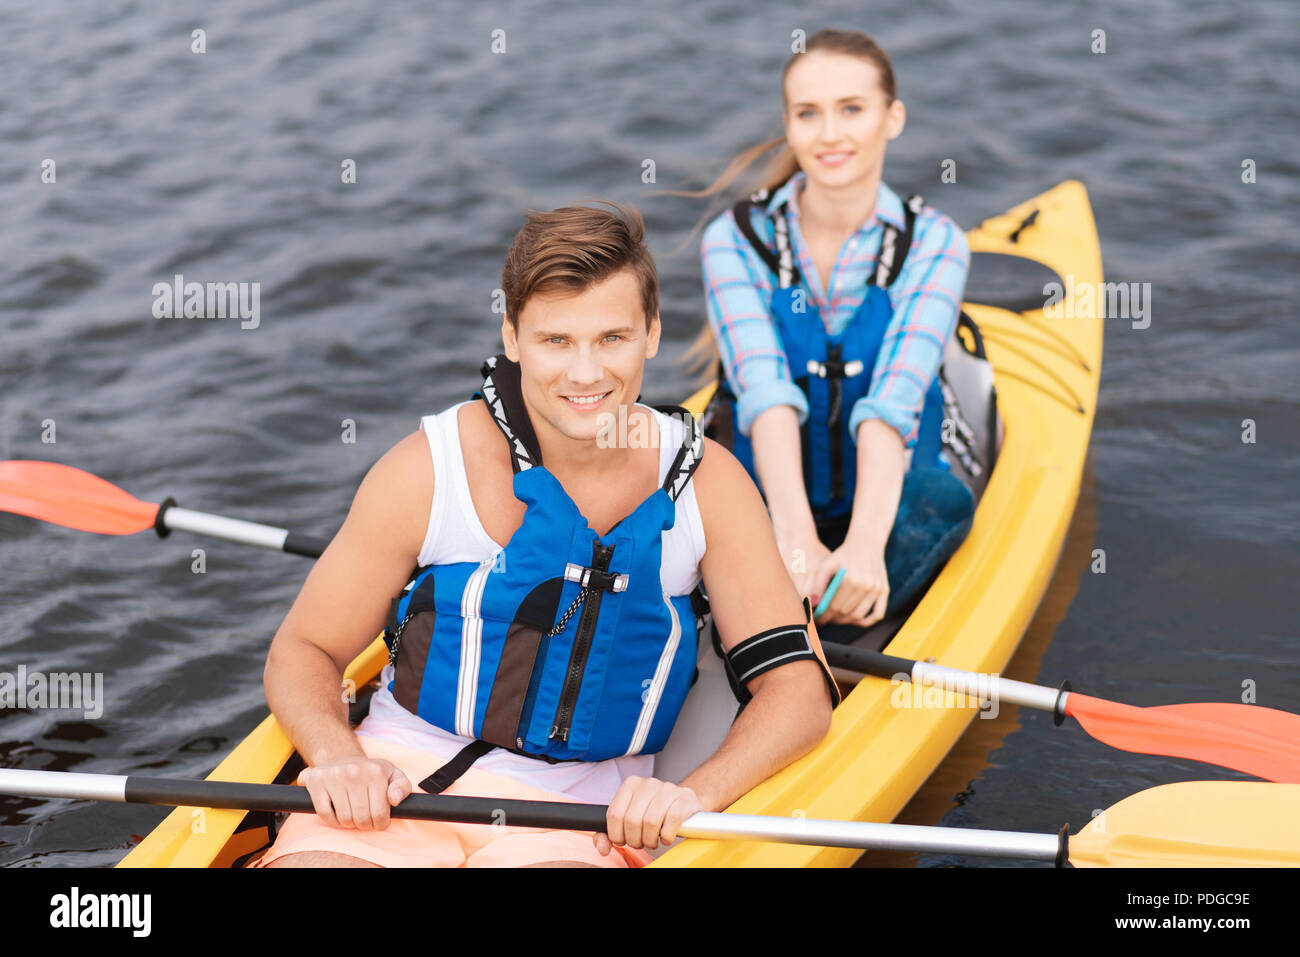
xmin=261 ymin=430 xmax=431 ymax=827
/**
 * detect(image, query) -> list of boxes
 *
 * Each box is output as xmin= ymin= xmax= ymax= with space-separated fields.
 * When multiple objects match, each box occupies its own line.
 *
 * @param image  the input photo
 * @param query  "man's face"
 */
xmin=502 ymin=268 xmax=660 ymax=445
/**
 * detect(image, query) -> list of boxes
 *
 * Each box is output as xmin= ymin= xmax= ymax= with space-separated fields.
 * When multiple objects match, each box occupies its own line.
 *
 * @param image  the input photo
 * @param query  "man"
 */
xmin=257 ymin=202 xmax=837 ymax=868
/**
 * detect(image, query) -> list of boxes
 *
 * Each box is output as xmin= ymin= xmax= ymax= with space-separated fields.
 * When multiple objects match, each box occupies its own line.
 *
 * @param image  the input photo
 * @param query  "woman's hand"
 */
xmin=594 ymin=777 xmax=703 ymax=855
xmin=774 ymin=523 xmax=832 ymax=601
xmin=811 ymin=536 xmax=890 ymax=628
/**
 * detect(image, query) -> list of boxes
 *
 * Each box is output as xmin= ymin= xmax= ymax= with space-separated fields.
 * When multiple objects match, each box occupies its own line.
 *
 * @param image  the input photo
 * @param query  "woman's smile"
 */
xmin=815 ymin=149 xmax=855 ymax=168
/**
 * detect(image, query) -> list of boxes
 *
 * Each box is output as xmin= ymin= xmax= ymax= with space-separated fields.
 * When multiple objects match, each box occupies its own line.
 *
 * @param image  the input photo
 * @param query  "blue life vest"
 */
xmin=705 ymin=191 xmax=947 ymax=521
xmin=383 ymin=354 xmax=707 ymax=765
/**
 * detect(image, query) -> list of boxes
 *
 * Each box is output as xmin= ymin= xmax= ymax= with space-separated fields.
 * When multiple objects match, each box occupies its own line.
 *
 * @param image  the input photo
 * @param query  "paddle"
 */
xmin=813 ymin=567 xmax=846 ymax=616
xmin=819 ymin=642 xmax=1300 ymax=784
xmin=8 ymin=460 xmax=1300 ymax=785
xmin=3 ymin=768 xmax=1297 ymax=866
xmin=0 ymin=460 xmax=328 ymax=557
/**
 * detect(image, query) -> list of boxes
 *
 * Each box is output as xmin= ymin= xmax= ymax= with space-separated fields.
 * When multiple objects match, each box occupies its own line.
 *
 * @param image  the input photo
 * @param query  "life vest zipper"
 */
xmin=549 ymin=541 xmax=614 ymax=743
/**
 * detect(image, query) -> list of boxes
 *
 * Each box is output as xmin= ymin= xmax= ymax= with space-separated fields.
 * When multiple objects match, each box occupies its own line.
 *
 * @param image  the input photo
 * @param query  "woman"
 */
xmin=696 ymin=29 xmax=975 ymax=635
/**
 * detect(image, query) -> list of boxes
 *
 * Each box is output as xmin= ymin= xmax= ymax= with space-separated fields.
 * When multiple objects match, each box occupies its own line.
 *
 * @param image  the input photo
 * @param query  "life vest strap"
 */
xmin=418 ymin=733 xmax=590 ymax=794
xmin=872 ymin=194 xmax=925 ymax=288
xmin=418 ymin=739 xmax=498 ymax=794
xmin=477 ymin=354 xmax=544 ymax=474
xmin=657 ymin=403 xmax=705 ymax=502
xmin=731 ymin=189 xmax=925 ymax=293
xmin=731 ymin=196 xmax=795 ymax=285
xmin=475 ymin=355 xmax=704 ymax=504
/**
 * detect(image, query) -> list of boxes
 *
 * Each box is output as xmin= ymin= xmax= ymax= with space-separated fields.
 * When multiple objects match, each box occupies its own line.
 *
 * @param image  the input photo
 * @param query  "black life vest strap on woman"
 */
xmin=731 ymin=194 xmax=797 ymax=286
xmin=729 ymin=189 xmax=924 ymax=291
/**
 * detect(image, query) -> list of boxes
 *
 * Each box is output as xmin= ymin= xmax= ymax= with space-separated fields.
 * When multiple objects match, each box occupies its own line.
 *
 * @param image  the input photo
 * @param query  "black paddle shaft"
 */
xmin=123 ymin=777 xmax=610 ymax=831
xmin=282 ymin=531 xmax=329 ymax=558
xmin=819 ymin=643 xmax=916 ymax=680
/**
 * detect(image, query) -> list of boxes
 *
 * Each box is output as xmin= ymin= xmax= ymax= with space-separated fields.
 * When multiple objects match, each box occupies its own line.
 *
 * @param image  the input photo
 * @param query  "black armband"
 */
xmin=715 ymin=597 xmax=841 ymax=708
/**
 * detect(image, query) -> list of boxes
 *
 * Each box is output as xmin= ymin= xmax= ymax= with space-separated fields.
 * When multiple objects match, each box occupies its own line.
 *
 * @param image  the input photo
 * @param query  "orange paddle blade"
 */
xmin=1066 ymin=693 xmax=1300 ymax=783
xmin=0 ymin=460 xmax=158 ymax=535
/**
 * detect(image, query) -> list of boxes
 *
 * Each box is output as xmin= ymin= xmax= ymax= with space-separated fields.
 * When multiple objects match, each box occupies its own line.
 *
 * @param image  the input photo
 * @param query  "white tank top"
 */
xmin=357 ymin=401 xmax=708 ymax=803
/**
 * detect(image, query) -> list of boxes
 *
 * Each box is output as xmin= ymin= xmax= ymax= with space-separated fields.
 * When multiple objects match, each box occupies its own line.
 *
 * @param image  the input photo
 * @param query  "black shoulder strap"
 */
xmin=873 ymin=194 xmax=925 ymax=288
xmin=653 ymin=404 xmax=705 ymax=502
xmin=731 ymin=198 xmax=782 ymax=278
xmin=738 ymin=190 xmax=922 ymax=290
xmin=476 ymin=354 xmax=543 ymax=473
xmin=730 ymin=196 xmax=800 ymax=288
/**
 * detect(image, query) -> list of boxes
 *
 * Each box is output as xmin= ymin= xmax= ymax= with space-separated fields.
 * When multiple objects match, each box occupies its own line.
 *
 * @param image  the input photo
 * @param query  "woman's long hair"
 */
xmin=677 ymin=29 xmax=898 ymax=381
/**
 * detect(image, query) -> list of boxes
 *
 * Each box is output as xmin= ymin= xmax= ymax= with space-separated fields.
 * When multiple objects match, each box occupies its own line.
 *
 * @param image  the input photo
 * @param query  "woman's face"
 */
xmin=783 ymin=51 xmax=905 ymax=191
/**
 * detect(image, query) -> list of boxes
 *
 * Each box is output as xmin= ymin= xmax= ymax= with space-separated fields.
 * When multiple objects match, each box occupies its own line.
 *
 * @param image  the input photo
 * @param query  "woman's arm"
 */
xmin=811 ymin=418 xmax=906 ymax=626
xmin=750 ymin=405 xmax=826 ymax=596
xmin=702 ymin=212 xmax=827 ymax=594
xmin=701 ymin=210 xmax=809 ymax=436
xmin=813 ymin=213 xmax=970 ymax=626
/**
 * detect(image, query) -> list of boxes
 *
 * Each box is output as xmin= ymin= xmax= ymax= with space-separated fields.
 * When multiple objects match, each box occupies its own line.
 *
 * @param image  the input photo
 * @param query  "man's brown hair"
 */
xmin=501 ymin=201 xmax=659 ymax=331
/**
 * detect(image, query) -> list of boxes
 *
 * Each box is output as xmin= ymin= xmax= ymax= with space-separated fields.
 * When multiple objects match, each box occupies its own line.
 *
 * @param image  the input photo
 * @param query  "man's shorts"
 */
xmin=248 ymin=733 xmax=654 ymax=868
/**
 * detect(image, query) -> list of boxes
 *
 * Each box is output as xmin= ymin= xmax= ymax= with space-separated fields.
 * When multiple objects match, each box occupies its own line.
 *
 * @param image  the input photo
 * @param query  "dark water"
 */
xmin=1 ymin=0 xmax=1296 ymax=866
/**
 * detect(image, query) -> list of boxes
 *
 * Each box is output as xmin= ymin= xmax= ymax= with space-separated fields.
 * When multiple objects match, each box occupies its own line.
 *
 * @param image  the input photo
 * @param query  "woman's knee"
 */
xmin=905 ymin=468 xmax=974 ymax=524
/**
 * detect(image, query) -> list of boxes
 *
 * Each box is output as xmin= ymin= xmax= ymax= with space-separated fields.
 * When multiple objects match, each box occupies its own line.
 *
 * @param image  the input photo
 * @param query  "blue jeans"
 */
xmin=814 ymin=467 xmax=974 ymax=641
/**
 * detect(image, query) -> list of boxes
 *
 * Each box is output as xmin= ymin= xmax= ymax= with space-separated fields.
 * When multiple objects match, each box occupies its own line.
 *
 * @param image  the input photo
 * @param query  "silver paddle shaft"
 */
xmin=679 ymin=810 xmax=1060 ymax=860
xmin=161 ymin=506 xmax=290 ymax=551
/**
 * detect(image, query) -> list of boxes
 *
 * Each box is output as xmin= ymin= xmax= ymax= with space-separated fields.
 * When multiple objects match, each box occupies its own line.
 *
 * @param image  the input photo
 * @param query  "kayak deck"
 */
xmin=119 ymin=180 xmax=1102 ymax=869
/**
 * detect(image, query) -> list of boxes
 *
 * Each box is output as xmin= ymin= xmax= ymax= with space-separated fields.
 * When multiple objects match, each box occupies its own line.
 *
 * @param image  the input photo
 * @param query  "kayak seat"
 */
xmin=962 ymin=251 xmax=1063 ymax=314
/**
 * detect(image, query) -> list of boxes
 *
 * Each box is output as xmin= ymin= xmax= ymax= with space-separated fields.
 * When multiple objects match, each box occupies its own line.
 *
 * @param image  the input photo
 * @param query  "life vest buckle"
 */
xmin=564 ymin=562 xmax=628 ymax=593
xmin=805 ymin=358 xmax=865 ymax=380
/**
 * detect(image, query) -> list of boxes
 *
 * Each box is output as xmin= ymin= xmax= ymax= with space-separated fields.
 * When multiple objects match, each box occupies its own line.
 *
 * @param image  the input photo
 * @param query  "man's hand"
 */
xmin=298 ymin=755 xmax=413 ymax=831
xmin=593 ymin=776 xmax=703 ymax=855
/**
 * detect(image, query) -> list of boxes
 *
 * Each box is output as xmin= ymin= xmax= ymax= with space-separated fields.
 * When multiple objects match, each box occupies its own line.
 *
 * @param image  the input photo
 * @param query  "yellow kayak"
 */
xmin=119 ymin=180 xmax=1102 ymax=868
